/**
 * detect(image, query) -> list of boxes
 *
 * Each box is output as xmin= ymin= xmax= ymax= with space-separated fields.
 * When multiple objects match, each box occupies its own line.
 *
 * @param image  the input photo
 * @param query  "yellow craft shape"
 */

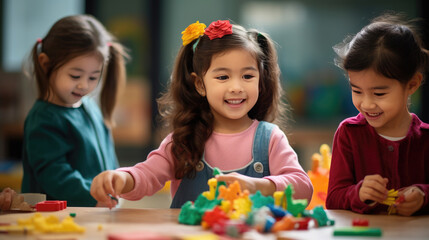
xmin=16 ymin=212 xmax=85 ymax=233
xmin=202 ymin=178 xmax=218 ymax=200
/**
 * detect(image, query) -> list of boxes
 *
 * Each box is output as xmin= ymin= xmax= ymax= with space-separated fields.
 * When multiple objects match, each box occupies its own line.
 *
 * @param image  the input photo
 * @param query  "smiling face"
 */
xmin=195 ymin=48 xmax=260 ymax=133
xmin=348 ymin=68 xmax=420 ymax=137
xmin=48 ymin=54 xmax=103 ymax=107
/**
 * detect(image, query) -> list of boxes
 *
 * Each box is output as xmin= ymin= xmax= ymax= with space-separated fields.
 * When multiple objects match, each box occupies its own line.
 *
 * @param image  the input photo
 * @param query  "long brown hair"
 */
xmin=158 ymin=23 xmax=289 ymax=179
xmin=27 ymin=14 xmax=128 ymax=126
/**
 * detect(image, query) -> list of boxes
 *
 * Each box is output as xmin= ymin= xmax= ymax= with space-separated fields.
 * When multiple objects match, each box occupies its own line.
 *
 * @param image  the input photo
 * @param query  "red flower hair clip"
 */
xmin=204 ymin=20 xmax=233 ymax=40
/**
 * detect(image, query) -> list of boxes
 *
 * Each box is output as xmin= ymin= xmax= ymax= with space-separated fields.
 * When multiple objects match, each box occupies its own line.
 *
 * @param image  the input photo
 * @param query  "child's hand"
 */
xmin=90 ymin=170 xmax=133 ymax=209
xmin=395 ymin=186 xmax=425 ymax=216
xmin=359 ymin=174 xmax=389 ymax=204
xmin=215 ymin=172 xmax=275 ymax=196
xmin=0 ymin=187 xmax=17 ymax=211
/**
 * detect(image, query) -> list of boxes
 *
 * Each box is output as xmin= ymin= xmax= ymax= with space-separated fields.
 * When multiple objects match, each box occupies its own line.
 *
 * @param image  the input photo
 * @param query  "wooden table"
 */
xmin=1 ymin=207 xmax=429 ymax=239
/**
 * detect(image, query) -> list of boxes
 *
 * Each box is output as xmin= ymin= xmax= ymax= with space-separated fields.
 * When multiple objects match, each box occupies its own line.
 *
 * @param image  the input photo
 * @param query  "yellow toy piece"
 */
xmin=380 ymin=189 xmax=401 ymax=215
xmin=306 ymin=144 xmax=331 ymax=210
xmin=16 ymin=212 xmax=85 ymax=233
xmin=273 ymin=191 xmax=287 ymax=209
xmin=230 ymin=195 xmax=252 ymax=220
xmin=202 ymin=178 xmax=218 ymax=200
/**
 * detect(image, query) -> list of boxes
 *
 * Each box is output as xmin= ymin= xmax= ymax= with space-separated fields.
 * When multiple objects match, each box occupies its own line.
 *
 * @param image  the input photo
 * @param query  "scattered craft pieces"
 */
xmin=179 ymin=174 xmax=335 ymax=237
xmin=333 ymin=227 xmax=382 ymax=237
xmin=10 ymin=195 xmax=34 ymax=211
xmin=352 ymin=218 xmax=369 ymax=227
xmin=36 ymin=200 xmax=67 ymax=212
xmin=1 ymin=212 xmax=85 ymax=234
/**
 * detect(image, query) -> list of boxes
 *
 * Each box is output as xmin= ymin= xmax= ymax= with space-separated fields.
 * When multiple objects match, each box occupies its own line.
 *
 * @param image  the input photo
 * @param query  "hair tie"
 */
xmin=257 ymin=33 xmax=268 ymax=50
xmin=192 ymin=38 xmax=200 ymax=53
xmin=36 ymin=38 xmax=43 ymax=55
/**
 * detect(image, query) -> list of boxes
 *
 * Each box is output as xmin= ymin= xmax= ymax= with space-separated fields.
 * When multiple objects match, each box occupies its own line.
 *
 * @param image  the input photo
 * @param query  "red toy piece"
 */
xmin=202 ymin=206 xmax=229 ymax=229
xmin=352 ymin=218 xmax=369 ymax=227
xmin=294 ymin=217 xmax=313 ymax=230
xmin=36 ymin=200 xmax=67 ymax=211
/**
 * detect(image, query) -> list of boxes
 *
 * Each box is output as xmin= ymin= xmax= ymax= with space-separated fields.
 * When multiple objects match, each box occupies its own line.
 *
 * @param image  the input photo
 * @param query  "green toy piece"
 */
xmin=309 ymin=206 xmax=335 ymax=227
xmin=178 ymin=201 xmax=203 ymax=225
xmin=250 ymin=191 xmax=274 ymax=209
xmin=333 ymin=227 xmax=382 ymax=237
xmin=178 ymin=195 xmax=222 ymax=225
xmin=213 ymin=167 xmax=226 ymax=198
xmin=284 ymin=185 xmax=308 ymax=217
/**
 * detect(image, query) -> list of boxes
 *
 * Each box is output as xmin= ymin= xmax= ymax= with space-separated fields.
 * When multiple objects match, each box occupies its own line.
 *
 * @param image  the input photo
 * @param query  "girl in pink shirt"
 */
xmin=91 ymin=20 xmax=312 ymax=208
xmin=327 ymin=13 xmax=429 ymax=216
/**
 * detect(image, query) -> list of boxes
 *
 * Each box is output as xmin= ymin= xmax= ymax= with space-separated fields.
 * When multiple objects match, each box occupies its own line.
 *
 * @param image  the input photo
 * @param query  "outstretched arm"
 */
xmin=90 ymin=170 xmax=135 ymax=208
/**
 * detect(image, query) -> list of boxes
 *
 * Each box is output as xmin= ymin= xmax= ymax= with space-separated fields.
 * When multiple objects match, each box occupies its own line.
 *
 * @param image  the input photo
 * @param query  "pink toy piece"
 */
xmin=35 ymin=200 xmax=67 ymax=211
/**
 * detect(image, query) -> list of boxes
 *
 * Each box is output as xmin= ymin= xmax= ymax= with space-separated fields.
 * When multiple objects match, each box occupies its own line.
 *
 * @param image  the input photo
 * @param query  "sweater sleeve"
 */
xmin=413 ymin=184 xmax=429 ymax=215
xmin=326 ymin=123 xmax=376 ymax=213
xmin=264 ymin=126 xmax=313 ymax=203
xmin=118 ymin=134 xmax=176 ymax=201
xmin=25 ymin=114 xmax=96 ymax=206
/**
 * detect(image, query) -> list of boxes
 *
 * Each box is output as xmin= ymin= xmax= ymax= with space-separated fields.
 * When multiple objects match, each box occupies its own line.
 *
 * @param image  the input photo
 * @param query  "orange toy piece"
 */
xmin=306 ymin=144 xmax=331 ymax=210
xmin=271 ymin=216 xmax=295 ymax=232
xmin=218 ymin=181 xmax=249 ymax=203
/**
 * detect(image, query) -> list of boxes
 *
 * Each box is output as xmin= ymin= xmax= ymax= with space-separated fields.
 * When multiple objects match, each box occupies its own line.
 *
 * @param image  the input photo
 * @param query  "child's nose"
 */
xmin=361 ymin=96 xmax=376 ymax=109
xmin=78 ymin=79 xmax=89 ymax=89
xmin=229 ymin=78 xmax=243 ymax=93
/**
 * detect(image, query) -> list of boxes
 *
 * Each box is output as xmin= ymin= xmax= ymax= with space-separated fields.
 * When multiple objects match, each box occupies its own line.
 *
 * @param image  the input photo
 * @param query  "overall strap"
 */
xmin=252 ymin=121 xmax=275 ymax=176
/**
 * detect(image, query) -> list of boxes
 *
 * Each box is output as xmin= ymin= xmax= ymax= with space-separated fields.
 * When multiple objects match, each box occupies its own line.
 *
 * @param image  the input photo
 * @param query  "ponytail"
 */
xmin=100 ymin=42 xmax=129 ymax=127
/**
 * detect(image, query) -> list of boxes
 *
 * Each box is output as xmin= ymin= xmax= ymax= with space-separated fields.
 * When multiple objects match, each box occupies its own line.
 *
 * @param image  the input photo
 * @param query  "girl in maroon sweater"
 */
xmin=327 ymin=13 xmax=429 ymax=216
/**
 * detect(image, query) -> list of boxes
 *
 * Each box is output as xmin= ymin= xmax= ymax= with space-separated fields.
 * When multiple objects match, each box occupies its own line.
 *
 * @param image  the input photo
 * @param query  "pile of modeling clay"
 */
xmin=0 ymin=212 xmax=85 ymax=234
xmin=178 ymin=168 xmax=335 ymax=238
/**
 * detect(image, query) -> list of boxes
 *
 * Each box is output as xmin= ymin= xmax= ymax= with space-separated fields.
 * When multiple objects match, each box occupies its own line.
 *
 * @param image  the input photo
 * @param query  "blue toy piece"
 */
xmin=267 ymin=204 xmax=287 ymax=218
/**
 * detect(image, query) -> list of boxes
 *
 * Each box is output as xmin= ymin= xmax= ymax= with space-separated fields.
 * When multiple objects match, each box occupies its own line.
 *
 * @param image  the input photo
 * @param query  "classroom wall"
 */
xmin=0 ymin=0 xmax=426 ymax=194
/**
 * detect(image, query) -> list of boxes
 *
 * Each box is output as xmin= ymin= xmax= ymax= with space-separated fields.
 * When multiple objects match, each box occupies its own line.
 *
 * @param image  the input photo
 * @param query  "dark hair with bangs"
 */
xmin=26 ymin=14 xmax=129 ymax=127
xmin=334 ymin=13 xmax=429 ymax=84
xmin=158 ymin=23 xmax=288 ymax=179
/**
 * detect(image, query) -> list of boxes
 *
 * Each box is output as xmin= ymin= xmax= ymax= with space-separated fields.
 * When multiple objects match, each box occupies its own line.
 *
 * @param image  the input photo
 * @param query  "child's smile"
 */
xmin=199 ymin=49 xmax=260 ymax=133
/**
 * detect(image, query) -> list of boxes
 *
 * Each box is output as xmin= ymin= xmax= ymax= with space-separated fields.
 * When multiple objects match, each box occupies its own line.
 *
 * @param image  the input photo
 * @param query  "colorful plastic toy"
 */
xmin=35 ymin=200 xmax=67 ymax=211
xmin=14 ymin=212 xmax=85 ymax=233
xmin=306 ymin=144 xmax=331 ymax=210
xmin=352 ymin=218 xmax=369 ymax=227
xmin=178 ymin=172 xmax=335 ymax=237
xmin=284 ymin=185 xmax=307 ymax=217
xmin=333 ymin=227 xmax=382 ymax=237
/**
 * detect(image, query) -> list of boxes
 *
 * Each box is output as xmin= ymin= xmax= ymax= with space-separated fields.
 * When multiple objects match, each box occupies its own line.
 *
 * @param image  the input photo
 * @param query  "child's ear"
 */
xmin=38 ymin=53 xmax=50 ymax=73
xmin=407 ymin=72 xmax=422 ymax=95
xmin=192 ymin=72 xmax=206 ymax=96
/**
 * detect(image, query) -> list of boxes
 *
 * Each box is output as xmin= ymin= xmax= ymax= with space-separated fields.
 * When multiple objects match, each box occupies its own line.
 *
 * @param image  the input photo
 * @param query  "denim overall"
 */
xmin=170 ymin=121 xmax=275 ymax=208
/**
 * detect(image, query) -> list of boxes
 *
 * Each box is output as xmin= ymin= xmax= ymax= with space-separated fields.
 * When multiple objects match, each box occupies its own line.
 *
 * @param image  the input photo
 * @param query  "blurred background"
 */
xmin=0 ymin=0 xmax=428 ymax=208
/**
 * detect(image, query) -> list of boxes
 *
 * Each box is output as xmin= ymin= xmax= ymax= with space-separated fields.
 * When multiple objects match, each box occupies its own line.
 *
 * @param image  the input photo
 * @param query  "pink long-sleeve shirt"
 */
xmin=326 ymin=113 xmax=429 ymax=214
xmin=119 ymin=120 xmax=313 ymax=202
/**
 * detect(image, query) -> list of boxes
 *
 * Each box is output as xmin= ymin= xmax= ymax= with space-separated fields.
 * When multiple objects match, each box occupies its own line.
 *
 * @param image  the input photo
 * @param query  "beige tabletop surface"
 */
xmin=1 ymin=207 xmax=429 ymax=239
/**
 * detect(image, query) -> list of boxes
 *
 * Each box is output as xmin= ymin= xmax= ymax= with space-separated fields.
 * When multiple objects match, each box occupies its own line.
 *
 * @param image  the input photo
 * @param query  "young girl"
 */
xmin=91 ymin=20 xmax=313 ymax=208
xmin=22 ymin=15 xmax=128 ymax=207
xmin=326 ymin=14 xmax=429 ymax=216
